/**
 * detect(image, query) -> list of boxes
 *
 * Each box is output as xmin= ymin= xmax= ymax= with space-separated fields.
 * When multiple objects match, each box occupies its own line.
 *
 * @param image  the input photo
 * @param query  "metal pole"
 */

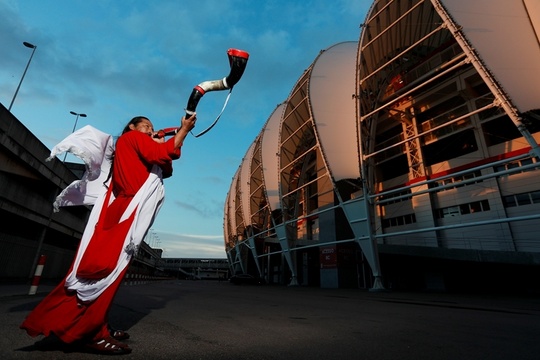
xmin=63 ymin=111 xmax=87 ymax=161
xmin=9 ymin=42 xmax=37 ymax=111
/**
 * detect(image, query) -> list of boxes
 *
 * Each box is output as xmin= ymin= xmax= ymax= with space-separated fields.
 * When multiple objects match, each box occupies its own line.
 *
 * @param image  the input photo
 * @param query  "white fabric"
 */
xmin=47 ymin=125 xmax=165 ymax=302
xmin=46 ymin=125 xmax=115 ymax=211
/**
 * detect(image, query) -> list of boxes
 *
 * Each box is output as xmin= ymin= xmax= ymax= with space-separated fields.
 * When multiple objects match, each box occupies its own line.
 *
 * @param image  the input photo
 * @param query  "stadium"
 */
xmin=223 ymin=0 xmax=540 ymax=291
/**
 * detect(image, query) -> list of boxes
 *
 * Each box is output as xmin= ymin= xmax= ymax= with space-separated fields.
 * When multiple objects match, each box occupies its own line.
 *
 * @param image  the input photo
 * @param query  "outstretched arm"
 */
xmin=173 ymin=113 xmax=197 ymax=149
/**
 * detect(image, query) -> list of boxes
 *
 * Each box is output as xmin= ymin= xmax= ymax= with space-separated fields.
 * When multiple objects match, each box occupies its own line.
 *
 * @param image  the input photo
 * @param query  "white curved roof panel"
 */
xmin=261 ymin=103 xmax=285 ymax=211
xmin=441 ymin=0 xmax=540 ymax=113
xmin=239 ymin=141 xmax=256 ymax=229
xmin=227 ymin=168 xmax=240 ymax=235
xmin=223 ymin=190 xmax=231 ymax=244
xmin=309 ymin=41 xmax=361 ymax=181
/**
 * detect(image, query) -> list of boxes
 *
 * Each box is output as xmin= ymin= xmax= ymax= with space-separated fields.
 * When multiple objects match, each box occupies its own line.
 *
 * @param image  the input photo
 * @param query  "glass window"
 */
xmin=470 ymin=201 xmax=482 ymax=213
xmin=503 ymin=196 xmax=517 ymax=207
xmin=481 ymin=200 xmax=490 ymax=211
xmin=531 ymin=191 xmax=540 ymax=204
xmin=521 ymin=158 xmax=533 ymax=166
xmin=443 ymin=206 xmax=460 ymax=217
xmin=516 ymin=193 xmax=531 ymax=206
xmin=460 ymin=204 xmax=471 ymax=214
xmin=507 ymin=162 xmax=519 ymax=170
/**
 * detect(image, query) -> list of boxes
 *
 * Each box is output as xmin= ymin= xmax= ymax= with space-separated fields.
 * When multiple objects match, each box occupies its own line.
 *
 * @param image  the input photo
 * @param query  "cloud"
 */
xmin=173 ymin=197 xmax=224 ymax=219
xmin=173 ymin=200 xmax=207 ymax=217
xmin=151 ymin=230 xmax=226 ymax=259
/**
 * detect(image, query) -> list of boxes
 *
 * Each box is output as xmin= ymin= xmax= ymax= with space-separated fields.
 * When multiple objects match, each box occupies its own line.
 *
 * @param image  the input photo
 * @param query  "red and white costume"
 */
xmin=20 ymin=125 xmax=180 ymax=343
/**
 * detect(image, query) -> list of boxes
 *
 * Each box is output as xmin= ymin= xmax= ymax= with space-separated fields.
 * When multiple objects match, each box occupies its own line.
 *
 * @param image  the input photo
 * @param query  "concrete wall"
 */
xmin=0 ymin=103 xmax=89 ymax=280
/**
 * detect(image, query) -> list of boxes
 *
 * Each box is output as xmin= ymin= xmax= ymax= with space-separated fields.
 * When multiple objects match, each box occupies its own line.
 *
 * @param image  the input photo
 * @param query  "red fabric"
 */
xmin=20 ymin=265 xmax=128 ymax=343
xmin=76 ymin=186 xmax=137 ymax=279
xmin=113 ymin=131 xmax=180 ymax=196
xmin=20 ymin=129 xmax=180 ymax=343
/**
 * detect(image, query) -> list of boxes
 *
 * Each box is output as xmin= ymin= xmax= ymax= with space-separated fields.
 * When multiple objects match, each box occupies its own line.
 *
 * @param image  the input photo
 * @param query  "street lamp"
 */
xmin=69 ymin=111 xmax=87 ymax=133
xmin=9 ymin=41 xmax=37 ymax=111
xmin=63 ymin=111 xmax=88 ymax=161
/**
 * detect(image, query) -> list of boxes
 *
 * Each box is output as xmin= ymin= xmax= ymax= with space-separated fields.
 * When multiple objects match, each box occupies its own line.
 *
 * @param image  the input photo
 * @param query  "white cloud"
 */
xmin=151 ymin=230 xmax=226 ymax=259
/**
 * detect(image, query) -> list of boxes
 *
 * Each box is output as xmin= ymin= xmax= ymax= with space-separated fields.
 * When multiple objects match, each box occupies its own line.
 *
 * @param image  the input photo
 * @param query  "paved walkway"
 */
xmin=1 ymin=280 xmax=539 ymax=359
xmin=0 ymin=282 xmax=55 ymax=298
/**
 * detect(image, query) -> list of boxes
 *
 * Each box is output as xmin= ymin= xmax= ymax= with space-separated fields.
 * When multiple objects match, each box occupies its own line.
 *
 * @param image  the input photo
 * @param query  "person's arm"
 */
xmin=131 ymin=113 xmax=196 ymax=173
xmin=173 ymin=113 xmax=197 ymax=149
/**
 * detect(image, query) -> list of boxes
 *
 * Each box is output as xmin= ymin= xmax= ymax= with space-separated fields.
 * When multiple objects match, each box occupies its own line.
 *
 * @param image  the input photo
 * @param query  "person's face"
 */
xmin=129 ymin=118 xmax=154 ymax=136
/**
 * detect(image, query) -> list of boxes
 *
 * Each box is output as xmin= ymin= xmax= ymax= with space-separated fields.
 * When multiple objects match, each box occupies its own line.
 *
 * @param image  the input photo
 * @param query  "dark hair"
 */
xmin=104 ymin=116 xmax=150 ymax=187
xmin=121 ymin=116 xmax=149 ymax=134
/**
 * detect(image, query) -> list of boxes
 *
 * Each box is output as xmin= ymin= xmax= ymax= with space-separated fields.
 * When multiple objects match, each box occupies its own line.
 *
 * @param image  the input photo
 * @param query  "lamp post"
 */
xmin=63 ymin=111 xmax=87 ymax=161
xmin=69 ymin=111 xmax=87 ymax=133
xmin=9 ymin=41 xmax=37 ymax=111
xmin=29 ymin=109 xmax=87 ymax=288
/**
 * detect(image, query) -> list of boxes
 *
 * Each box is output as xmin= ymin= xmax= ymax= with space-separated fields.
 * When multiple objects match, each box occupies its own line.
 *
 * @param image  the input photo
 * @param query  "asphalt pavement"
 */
xmin=1 ymin=279 xmax=539 ymax=359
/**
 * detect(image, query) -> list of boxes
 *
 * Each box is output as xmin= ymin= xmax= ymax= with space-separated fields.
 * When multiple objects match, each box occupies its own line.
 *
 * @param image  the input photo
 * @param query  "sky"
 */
xmin=0 ymin=0 xmax=371 ymax=259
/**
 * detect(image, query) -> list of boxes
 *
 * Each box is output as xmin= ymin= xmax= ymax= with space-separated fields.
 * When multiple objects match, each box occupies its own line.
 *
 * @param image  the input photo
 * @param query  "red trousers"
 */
xmin=20 ymin=265 xmax=128 ymax=343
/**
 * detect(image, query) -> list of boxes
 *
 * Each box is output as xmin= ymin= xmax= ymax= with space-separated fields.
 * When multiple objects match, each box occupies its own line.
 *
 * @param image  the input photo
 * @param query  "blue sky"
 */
xmin=1 ymin=0 xmax=371 ymax=258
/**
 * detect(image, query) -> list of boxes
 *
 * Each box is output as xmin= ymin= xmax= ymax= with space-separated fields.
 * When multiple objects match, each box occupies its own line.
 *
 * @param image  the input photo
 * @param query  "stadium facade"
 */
xmin=224 ymin=0 xmax=540 ymax=291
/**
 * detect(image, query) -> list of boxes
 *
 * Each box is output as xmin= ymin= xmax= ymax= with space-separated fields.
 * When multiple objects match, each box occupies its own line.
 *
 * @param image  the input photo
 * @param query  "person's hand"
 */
xmin=151 ymin=133 xmax=165 ymax=143
xmin=181 ymin=113 xmax=196 ymax=133
xmin=174 ymin=113 xmax=196 ymax=149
